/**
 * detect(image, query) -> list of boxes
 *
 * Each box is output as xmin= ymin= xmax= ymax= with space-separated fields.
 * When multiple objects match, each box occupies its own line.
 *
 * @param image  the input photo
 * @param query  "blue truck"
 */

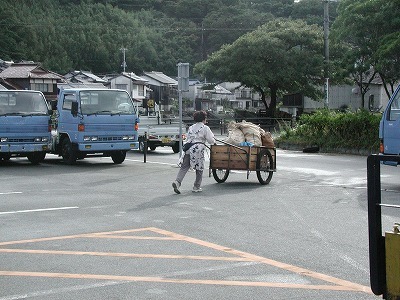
xmin=379 ymin=84 xmax=400 ymax=165
xmin=0 ymin=90 xmax=51 ymax=164
xmin=50 ymin=88 xmax=139 ymax=164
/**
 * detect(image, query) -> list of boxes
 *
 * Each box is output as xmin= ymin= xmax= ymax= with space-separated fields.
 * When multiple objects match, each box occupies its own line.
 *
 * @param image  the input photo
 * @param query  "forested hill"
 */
xmin=0 ymin=0 xmax=336 ymax=76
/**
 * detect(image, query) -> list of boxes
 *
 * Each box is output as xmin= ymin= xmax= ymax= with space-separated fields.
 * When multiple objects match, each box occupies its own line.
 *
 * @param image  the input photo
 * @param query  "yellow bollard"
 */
xmin=385 ymin=223 xmax=400 ymax=300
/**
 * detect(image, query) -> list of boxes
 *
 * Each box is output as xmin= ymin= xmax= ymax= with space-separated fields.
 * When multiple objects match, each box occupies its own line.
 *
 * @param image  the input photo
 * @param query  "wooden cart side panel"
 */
xmin=210 ymin=145 xmax=276 ymax=171
xmin=210 ymin=145 xmax=249 ymax=170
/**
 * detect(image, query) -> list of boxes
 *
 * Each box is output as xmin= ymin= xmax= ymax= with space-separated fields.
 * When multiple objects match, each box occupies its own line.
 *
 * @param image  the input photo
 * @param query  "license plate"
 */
xmin=162 ymin=137 xmax=171 ymax=143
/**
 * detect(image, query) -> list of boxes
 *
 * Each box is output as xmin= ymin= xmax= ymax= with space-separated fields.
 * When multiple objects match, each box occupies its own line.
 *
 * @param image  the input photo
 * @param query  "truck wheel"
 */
xmin=62 ymin=138 xmax=77 ymax=165
xmin=1 ymin=154 xmax=11 ymax=161
xmin=27 ymin=152 xmax=46 ymax=165
xmin=172 ymin=142 xmax=180 ymax=153
xmin=111 ymin=151 xmax=126 ymax=164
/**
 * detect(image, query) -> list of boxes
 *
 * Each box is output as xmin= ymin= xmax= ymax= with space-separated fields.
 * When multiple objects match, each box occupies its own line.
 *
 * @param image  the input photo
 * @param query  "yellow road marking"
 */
xmin=149 ymin=227 xmax=372 ymax=294
xmin=0 ymin=227 xmax=373 ymax=294
xmin=0 ymin=270 xmax=360 ymax=291
xmin=0 ymin=248 xmax=253 ymax=262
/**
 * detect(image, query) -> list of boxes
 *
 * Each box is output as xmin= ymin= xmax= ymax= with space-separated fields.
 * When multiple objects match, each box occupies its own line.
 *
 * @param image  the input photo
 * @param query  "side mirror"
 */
xmin=71 ymin=101 xmax=79 ymax=117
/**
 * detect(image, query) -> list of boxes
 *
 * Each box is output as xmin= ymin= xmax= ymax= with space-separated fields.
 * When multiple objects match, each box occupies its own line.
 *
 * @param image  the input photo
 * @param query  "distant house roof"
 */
xmin=0 ymin=62 xmax=63 ymax=80
xmin=201 ymin=84 xmax=232 ymax=95
xmin=142 ymin=71 xmax=177 ymax=85
xmin=64 ymin=70 xmax=107 ymax=84
xmin=119 ymin=72 xmax=148 ymax=84
xmin=58 ymin=82 xmax=108 ymax=89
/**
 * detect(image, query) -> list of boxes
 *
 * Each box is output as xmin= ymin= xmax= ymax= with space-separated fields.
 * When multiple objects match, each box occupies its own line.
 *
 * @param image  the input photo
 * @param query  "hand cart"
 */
xmin=209 ymin=139 xmax=276 ymax=185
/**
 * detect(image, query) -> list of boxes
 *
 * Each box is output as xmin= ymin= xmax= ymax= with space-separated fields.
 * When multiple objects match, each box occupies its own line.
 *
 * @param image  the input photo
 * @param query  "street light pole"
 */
xmin=323 ymin=0 xmax=330 ymax=108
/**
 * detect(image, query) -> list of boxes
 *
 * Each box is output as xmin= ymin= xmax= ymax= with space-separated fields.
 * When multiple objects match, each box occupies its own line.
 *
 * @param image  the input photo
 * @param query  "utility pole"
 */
xmin=120 ymin=47 xmax=128 ymax=72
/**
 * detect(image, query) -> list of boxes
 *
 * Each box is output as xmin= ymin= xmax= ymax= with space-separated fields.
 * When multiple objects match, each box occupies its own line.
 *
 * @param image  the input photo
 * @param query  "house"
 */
xmin=219 ymin=82 xmax=265 ymax=111
xmin=0 ymin=61 xmax=63 ymax=101
xmin=183 ymin=81 xmax=265 ymax=113
xmin=107 ymin=72 xmax=148 ymax=104
xmin=140 ymin=71 xmax=178 ymax=111
xmin=281 ymin=79 xmax=393 ymax=116
xmin=64 ymin=70 xmax=108 ymax=86
xmin=192 ymin=83 xmax=235 ymax=112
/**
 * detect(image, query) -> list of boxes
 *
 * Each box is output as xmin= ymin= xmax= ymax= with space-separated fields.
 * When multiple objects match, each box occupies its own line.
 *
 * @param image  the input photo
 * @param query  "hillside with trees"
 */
xmin=0 ymin=0 xmax=335 ymax=76
xmin=0 ymin=0 xmax=399 ymax=117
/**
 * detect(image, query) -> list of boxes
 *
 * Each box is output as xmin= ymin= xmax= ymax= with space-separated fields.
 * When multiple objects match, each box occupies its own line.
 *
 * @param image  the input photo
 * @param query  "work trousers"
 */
xmin=176 ymin=154 xmax=203 ymax=189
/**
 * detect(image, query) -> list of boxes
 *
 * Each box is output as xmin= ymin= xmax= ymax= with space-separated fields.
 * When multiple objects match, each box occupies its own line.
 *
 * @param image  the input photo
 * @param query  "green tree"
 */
xmin=194 ymin=19 xmax=324 ymax=117
xmin=331 ymin=0 xmax=400 ymax=104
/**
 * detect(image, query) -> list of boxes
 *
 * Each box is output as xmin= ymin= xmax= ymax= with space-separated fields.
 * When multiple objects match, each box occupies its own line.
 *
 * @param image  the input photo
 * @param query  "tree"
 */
xmin=194 ymin=19 xmax=324 ymax=117
xmin=331 ymin=0 xmax=400 ymax=103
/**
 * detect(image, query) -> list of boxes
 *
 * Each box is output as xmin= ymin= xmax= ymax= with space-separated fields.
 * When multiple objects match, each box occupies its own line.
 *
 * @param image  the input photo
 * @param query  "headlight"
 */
xmin=84 ymin=136 xmax=98 ymax=141
xmin=34 ymin=137 xmax=41 ymax=142
xmin=0 ymin=137 xmax=7 ymax=142
xmin=42 ymin=137 xmax=49 ymax=142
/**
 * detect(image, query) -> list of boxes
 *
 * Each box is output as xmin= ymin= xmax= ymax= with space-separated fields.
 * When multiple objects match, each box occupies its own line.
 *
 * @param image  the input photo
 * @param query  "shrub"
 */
xmin=277 ymin=109 xmax=381 ymax=151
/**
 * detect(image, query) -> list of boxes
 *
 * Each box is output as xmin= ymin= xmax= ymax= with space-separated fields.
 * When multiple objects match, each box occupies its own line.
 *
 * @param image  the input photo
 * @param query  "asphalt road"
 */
xmin=0 ymin=145 xmax=398 ymax=300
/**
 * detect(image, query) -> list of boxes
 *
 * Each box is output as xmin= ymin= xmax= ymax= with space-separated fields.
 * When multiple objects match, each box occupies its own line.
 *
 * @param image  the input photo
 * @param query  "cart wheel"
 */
xmin=212 ymin=169 xmax=229 ymax=183
xmin=256 ymin=149 xmax=273 ymax=185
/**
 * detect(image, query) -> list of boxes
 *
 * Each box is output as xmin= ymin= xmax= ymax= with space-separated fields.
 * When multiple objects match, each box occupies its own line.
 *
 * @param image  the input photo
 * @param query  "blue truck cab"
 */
xmin=51 ymin=88 xmax=139 ymax=164
xmin=379 ymin=84 xmax=400 ymax=165
xmin=0 ymin=90 xmax=50 ymax=164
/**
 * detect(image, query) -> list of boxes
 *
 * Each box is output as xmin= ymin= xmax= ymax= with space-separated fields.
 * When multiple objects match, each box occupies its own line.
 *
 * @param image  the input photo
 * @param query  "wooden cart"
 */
xmin=209 ymin=140 xmax=276 ymax=185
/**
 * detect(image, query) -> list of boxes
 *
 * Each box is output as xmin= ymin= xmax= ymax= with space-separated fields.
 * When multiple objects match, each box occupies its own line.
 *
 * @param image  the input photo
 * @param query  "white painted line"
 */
xmin=0 ymin=207 xmax=79 ymax=215
xmin=0 ymin=281 xmax=128 ymax=300
xmin=0 ymin=192 xmax=22 ymax=195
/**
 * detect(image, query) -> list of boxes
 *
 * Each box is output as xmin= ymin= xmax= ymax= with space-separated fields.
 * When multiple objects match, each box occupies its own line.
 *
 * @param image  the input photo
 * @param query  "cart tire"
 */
xmin=256 ymin=149 xmax=273 ymax=185
xmin=212 ymin=169 xmax=229 ymax=183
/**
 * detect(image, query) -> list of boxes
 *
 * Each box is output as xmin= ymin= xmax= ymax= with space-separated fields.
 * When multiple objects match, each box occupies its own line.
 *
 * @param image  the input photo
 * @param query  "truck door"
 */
xmin=382 ymin=86 xmax=400 ymax=155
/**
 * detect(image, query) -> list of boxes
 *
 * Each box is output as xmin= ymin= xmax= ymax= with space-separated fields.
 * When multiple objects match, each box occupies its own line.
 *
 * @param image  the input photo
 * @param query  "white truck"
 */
xmin=137 ymin=103 xmax=186 ymax=153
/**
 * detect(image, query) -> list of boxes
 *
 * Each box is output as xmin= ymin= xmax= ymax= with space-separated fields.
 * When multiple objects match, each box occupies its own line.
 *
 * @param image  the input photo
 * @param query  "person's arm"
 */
xmin=204 ymin=126 xmax=215 ymax=144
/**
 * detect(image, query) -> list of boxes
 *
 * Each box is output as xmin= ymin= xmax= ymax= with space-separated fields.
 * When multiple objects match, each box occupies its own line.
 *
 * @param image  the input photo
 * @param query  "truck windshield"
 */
xmin=79 ymin=90 xmax=136 ymax=115
xmin=0 ymin=91 xmax=48 ymax=115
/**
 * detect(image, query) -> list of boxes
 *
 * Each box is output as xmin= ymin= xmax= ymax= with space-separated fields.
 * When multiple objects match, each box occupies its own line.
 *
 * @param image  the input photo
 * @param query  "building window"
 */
xmin=116 ymin=84 xmax=127 ymax=91
xmin=32 ymin=83 xmax=49 ymax=92
xmin=138 ymin=85 xmax=144 ymax=96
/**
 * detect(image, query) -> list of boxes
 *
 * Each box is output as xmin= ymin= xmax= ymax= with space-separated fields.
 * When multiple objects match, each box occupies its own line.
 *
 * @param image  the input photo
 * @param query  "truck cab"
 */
xmin=0 ymin=90 xmax=50 ymax=164
xmin=379 ymin=84 xmax=400 ymax=165
xmin=51 ymin=88 xmax=139 ymax=164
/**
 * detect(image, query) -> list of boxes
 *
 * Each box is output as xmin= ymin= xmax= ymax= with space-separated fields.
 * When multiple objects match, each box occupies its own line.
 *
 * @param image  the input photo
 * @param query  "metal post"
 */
xmin=143 ymin=131 xmax=147 ymax=163
xmin=367 ymin=155 xmax=385 ymax=296
xmin=323 ymin=0 xmax=329 ymax=108
xmin=179 ymin=91 xmax=183 ymax=157
xmin=177 ymin=63 xmax=190 ymax=157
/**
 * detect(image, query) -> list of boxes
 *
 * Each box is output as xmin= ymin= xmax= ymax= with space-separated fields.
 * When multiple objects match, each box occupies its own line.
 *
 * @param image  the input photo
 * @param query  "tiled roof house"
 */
xmin=0 ymin=62 xmax=64 ymax=101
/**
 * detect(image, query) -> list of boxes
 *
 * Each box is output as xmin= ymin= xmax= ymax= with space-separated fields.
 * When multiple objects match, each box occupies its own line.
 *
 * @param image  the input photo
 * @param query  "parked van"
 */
xmin=379 ymin=84 xmax=400 ymax=165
